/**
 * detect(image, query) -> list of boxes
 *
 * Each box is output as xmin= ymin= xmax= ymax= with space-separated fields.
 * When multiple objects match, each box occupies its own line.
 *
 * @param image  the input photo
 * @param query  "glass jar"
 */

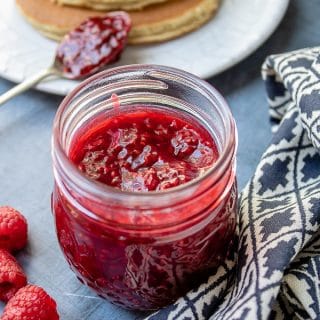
xmin=51 ymin=65 xmax=237 ymax=311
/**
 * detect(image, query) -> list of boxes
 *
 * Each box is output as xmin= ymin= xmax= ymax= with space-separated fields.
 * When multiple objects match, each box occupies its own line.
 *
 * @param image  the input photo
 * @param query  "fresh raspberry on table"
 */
xmin=1 ymin=285 xmax=59 ymax=320
xmin=0 ymin=206 xmax=28 ymax=252
xmin=0 ymin=249 xmax=27 ymax=302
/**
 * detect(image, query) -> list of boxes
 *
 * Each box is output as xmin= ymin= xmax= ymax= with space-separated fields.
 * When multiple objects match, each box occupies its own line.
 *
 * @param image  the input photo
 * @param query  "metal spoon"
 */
xmin=0 ymin=62 xmax=62 ymax=106
xmin=0 ymin=12 xmax=131 ymax=106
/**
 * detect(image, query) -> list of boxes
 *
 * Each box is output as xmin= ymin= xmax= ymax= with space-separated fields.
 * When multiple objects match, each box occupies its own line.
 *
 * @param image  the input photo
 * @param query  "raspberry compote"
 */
xmin=52 ymin=65 xmax=237 ymax=311
xmin=70 ymin=110 xmax=218 ymax=192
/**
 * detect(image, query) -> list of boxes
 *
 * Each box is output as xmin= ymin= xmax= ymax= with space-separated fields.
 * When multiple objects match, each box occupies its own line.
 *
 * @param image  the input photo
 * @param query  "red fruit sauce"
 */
xmin=56 ymin=13 xmax=131 ymax=79
xmin=69 ymin=110 xmax=218 ymax=192
xmin=52 ymin=107 xmax=237 ymax=310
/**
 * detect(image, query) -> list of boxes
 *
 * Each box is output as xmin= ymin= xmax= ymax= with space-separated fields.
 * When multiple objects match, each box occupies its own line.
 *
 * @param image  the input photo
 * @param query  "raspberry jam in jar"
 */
xmin=51 ymin=65 xmax=237 ymax=311
xmin=70 ymin=110 xmax=219 ymax=191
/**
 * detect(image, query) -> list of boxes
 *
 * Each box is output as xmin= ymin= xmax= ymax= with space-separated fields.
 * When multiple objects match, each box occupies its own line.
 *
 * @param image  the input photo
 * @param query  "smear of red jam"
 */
xmin=69 ymin=109 xmax=218 ymax=192
xmin=56 ymin=13 xmax=131 ymax=79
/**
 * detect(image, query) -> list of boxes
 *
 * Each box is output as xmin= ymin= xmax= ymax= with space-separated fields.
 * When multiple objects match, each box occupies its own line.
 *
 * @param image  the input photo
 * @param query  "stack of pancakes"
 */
xmin=16 ymin=0 xmax=220 ymax=44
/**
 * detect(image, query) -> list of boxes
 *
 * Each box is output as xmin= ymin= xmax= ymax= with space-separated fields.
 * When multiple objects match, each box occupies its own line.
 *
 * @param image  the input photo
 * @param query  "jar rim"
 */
xmin=52 ymin=64 xmax=237 ymax=205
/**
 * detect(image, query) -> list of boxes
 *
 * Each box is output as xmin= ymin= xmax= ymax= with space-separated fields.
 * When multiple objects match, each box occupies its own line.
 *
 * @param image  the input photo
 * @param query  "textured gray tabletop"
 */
xmin=0 ymin=1 xmax=319 ymax=319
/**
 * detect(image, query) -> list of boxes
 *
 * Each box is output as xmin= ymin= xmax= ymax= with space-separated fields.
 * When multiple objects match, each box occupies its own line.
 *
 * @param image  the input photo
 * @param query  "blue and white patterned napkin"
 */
xmin=146 ymin=47 xmax=320 ymax=320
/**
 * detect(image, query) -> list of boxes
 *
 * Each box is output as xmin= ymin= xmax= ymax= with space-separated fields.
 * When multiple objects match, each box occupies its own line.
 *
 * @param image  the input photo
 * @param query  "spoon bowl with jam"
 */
xmin=0 ymin=11 xmax=131 ymax=106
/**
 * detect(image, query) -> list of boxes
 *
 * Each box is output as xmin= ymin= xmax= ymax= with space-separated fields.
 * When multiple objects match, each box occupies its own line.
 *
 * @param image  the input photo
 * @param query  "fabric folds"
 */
xmin=146 ymin=47 xmax=320 ymax=320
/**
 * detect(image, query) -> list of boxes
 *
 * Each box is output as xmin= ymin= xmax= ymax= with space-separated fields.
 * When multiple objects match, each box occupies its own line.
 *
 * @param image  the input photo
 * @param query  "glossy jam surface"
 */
xmin=70 ymin=110 xmax=218 ymax=192
xmin=56 ymin=13 xmax=131 ymax=79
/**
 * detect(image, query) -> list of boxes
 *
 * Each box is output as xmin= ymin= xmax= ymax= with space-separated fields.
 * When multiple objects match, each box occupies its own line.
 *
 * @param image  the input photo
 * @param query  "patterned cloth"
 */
xmin=146 ymin=47 xmax=320 ymax=320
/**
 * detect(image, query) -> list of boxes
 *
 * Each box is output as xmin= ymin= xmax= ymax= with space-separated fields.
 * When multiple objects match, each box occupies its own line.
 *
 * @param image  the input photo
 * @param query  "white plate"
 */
xmin=0 ymin=0 xmax=289 ymax=96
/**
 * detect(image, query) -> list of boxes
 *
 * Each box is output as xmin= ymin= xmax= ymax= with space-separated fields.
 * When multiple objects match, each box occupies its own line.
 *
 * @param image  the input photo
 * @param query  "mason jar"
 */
xmin=51 ymin=65 xmax=237 ymax=311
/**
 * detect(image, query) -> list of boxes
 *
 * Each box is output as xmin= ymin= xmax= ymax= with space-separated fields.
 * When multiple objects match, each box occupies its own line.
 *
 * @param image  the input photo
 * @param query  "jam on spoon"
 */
xmin=56 ymin=13 xmax=131 ymax=79
xmin=0 ymin=12 xmax=131 ymax=105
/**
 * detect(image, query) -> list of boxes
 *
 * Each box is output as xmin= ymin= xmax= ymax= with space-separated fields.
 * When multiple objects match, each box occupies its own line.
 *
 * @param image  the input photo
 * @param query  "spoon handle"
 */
xmin=0 ymin=66 xmax=60 ymax=106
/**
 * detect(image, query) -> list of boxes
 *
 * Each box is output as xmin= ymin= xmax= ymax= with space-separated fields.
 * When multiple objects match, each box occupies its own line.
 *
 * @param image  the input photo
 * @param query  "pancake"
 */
xmin=16 ymin=0 xmax=220 ymax=44
xmin=53 ymin=0 xmax=170 ymax=11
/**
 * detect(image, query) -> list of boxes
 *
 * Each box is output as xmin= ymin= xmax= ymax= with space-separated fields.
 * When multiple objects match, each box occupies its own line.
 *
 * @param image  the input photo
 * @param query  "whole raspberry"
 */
xmin=0 ymin=249 xmax=27 ymax=302
xmin=0 ymin=206 xmax=28 ymax=252
xmin=1 ymin=285 xmax=59 ymax=320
